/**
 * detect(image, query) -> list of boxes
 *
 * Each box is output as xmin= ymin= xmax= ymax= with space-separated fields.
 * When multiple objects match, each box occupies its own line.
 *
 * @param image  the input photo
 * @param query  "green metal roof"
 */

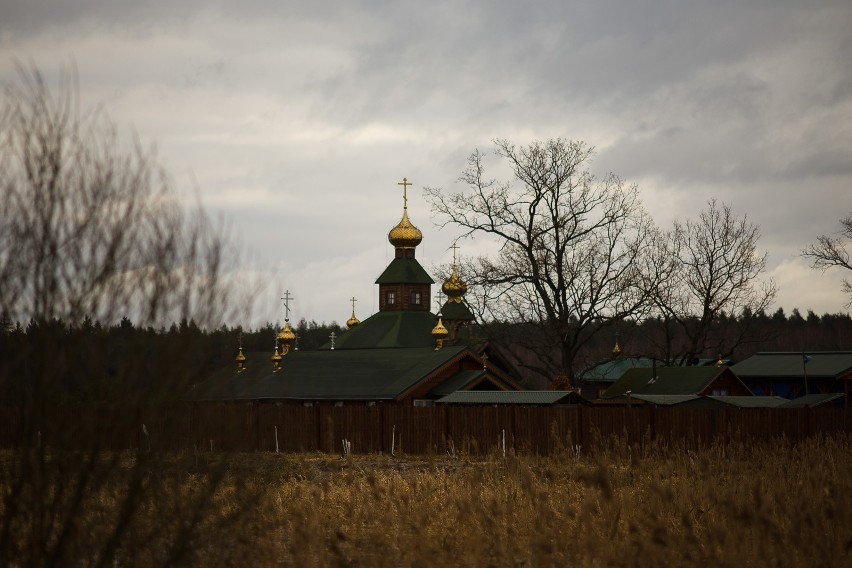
xmin=439 ymin=300 xmax=475 ymax=321
xmin=188 ymin=346 xmax=469 ymax=401
xmin=706 ymin=395 xmax=787 ymax=408
xmin=436 ymin=391 xmax=580 ymax=405
xmin=375 ymin=258 xmax=435 ymax=284
xmin=628 ymin=394 xmax=701 ymax=406
xmin=604 ymin=366 xmax=728 ymax=398
xmin=428 ymin=369 xmax=486 ymax=396
xmin=581 ymin=358 xmax=654 ymax=383
xmin=732 ymin=352 xmax=852 ymax=379
xmin=330 ymin=310 xmax=439 ymax=349
xmin=778 ymin=393 xmax=845 ymax=408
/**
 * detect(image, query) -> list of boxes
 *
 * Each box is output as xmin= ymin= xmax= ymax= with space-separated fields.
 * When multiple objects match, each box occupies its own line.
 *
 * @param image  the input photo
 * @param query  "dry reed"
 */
xmin=2 ymin=435 xmax=850 ymax=566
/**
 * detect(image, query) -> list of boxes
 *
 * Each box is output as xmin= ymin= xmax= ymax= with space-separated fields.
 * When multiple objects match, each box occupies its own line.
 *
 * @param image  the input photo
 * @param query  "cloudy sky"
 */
xmin=2 ymin=0 xmax=850 ymax=326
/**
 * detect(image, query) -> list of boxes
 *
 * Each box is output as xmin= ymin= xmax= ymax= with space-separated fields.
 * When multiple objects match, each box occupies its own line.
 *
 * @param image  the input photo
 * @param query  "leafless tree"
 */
xmin=802 ymin=213 xmax=852 ymax=306
xmin=0 ymin=64 xmax=256 ymax=566
xmin=648 ymin=199 xmax=777 ymax=364
xmin=425 ymin=139 xmax=663 ymax=386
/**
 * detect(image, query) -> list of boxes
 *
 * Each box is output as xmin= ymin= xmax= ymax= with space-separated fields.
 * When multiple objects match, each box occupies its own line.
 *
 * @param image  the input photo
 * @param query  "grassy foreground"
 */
xmin=2 ymin=436 xmax=851 ymax=566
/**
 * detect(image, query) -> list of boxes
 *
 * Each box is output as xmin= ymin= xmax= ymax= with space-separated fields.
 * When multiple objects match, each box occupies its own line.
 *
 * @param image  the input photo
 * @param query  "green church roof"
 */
xmin=189 ymin=346 xmax=470 ymax=401
xmin=439 ymin=300 xmax=475 ymax=321
xmin=375 ymin=258 xmax=435 ymax=284
xmin=331 ymin=310 xmax=440 ymax=349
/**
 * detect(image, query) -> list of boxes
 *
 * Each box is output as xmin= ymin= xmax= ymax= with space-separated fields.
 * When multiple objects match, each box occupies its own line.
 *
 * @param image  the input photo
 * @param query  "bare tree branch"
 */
xmin=802 ymin=213 xmax=852 ymax=305
xmin=425 ymin=138 xmax=661 ymax=385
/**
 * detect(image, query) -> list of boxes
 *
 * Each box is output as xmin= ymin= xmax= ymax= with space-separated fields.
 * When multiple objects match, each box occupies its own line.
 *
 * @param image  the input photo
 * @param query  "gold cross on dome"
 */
xmin=397 ymin=177 xmax=412 ymax=209
xmin=449 ymin=243 xmax=460 ymax=266
xmin=280 ymin=290 xmax=294 ymax=321
xmin=350 ymin=296 xmax=357 ymax=312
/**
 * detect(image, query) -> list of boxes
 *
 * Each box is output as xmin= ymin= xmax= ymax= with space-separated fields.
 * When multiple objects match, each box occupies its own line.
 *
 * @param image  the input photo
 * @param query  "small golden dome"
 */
xmin=277 ymin=321 xmax=296 ymax=346
xmin=235 ymin=347 xmax=246 ymax=372
xmin=442 ymin=268 xmax=467 ymax=302
xmin=388 ymin=209 xmax=423 ymax=249
xmin=347 ymin=314 xmax=360 ymax=328
xmin=431 ymin=317 xmax=449 ymax=338
xmin=271 ymin=345 xmax=282 ymax=372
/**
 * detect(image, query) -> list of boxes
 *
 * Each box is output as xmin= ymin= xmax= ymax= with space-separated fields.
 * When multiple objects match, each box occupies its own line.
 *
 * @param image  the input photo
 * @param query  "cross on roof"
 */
xmin=434 ymin=290 xmax=445 ymax=312
xmin=329 ymin=331 xmax=337 ymax=350
xmin=280 ymin=290 xmax=294 ymax=321
xmin=398 ymin=177 xmax=412 ymax=209
xmin=449 ymin=242 xmax=460 ymax=266
xmin=350 ymin=296 xmax=357 ymax=312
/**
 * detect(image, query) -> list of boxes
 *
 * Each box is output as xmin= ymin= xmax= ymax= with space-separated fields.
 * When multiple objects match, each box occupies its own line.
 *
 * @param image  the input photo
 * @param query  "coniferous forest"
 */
xmin=1 ymin=309 xmax=849 ymax=399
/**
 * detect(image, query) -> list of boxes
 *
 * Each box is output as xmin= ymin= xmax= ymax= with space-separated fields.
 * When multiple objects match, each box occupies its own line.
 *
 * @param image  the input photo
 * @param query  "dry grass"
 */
xmin=2 ymin=436 xmax=851 ymax=566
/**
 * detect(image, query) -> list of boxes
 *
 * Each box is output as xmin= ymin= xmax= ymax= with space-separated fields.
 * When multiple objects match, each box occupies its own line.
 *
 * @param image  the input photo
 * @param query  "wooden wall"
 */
xmin=1 ymin=404 xmax=849 ymax=455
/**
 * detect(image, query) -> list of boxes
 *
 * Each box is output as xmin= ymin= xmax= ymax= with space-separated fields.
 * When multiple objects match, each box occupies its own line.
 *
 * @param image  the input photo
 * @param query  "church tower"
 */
xmin=375 ymin=178 xmax=434 ymax=311
xmin=439 ymin=244 xmax=475 ymax=341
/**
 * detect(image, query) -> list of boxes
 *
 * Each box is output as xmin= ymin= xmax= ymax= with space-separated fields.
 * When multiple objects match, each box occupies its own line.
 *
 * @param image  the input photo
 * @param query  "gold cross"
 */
xmin=398 ymin=177 xmax=412 ymax=209
xmin=482 ymin=352 xmax=489 ymax=371
xmin=350 ymin=296 xmax=357 ymax=312
xmin=449 ymin=243 xmax=460 ymax=267
xmin=280 ymin=290 xmax=294 ymax=321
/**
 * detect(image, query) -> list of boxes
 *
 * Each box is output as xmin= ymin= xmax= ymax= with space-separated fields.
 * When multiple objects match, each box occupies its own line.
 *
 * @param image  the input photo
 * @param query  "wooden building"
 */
xmin=602 ymin=365 xmax=752 ymax=401
xmin=189 ymin=178 xmax=522 ymax=405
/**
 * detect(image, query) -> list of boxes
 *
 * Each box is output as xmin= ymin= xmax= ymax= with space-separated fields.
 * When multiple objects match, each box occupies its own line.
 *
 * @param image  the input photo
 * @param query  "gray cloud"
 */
xmin=2 ymin=0 xmax=850 ymax=323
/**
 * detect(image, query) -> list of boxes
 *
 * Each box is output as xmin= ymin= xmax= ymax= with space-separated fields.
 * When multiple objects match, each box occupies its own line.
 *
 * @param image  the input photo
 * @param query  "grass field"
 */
xmin=2 ymin=435 xmax=850 ymax=566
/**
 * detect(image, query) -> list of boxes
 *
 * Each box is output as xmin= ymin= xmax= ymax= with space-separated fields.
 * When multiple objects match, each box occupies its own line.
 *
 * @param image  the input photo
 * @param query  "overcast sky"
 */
xmin=2 ymin=0 xmax=850 ymax=327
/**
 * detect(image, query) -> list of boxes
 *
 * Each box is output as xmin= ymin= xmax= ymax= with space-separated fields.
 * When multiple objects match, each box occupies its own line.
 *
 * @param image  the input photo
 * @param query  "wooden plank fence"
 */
xmin=1 ymin=404 xmax=849 ymax=455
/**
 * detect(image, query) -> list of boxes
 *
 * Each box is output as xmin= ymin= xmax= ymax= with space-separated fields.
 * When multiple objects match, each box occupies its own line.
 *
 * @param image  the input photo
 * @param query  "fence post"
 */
xmin=577 ymin=405 xmax=584 ymax=452
xmin=378 ymin=404 xmax=385 ymax=454
xmin=315 ymin=404 xmax=322 ymax=451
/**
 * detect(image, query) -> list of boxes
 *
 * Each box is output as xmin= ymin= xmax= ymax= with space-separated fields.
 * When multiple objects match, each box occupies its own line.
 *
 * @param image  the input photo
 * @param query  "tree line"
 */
xmin=2 ymin=309 xmax=850 ymax=396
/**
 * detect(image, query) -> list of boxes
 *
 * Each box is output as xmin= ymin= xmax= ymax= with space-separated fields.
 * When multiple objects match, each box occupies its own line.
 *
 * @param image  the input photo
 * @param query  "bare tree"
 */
xmin=425 ymin=139 xmax=662 ymax=386
xmin=802 ymin=213 xmax=852 ymax=306
xmin=648 ymin=199 xmax=776 ymax=364
xmin=0 ymin=64 xmax=256 ymax=566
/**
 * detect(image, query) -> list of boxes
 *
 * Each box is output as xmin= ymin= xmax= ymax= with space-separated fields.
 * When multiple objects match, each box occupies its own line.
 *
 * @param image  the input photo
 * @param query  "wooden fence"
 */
xmin=1 ymin=404 xmax=849 ymax=455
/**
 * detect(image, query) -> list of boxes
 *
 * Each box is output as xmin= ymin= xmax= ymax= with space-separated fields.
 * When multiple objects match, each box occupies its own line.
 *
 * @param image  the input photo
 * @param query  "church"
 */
xmin=189 ymin=178 xmax=522 ymax=405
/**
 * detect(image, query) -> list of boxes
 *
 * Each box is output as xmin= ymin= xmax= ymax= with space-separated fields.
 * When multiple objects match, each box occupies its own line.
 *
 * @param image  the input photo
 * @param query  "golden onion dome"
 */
xmin=347 ymin=313 xmax=360 ymax=329
xmin=431 ymin=317 xmax=449 ymax=339
xmin=235 ymin=347 xmax=246 ymax=372
xmin=442 ymin=268 xmax=467 ymax=302
xmin=388 ymin=209 xmax=423 ymax=249
xmin=277 ymin=321 xmax=296 ymax=346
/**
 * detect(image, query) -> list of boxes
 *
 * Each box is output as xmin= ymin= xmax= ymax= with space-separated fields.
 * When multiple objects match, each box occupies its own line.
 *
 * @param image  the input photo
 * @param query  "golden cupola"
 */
xmin=236 ymin=347 xmax=246 ymax=373
xmin=388 ymin=208 xmax=423 ymax=249
xmin=277 ymin=321 xmax=296 ymax=355
xmin=442 ymin=244 xmax=467 ymax=302
xmin=442 ymin=267 xmax=467 ymax=302
xmin=431 ymin=317 xmax=449 ymax=350
xmin=346 ymin=297 xmax=360 ymax=329
xmin=271 ymin=342 xmax=282 ymax=372
xmin=388 ymin=177 xmax=423 ymax=250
